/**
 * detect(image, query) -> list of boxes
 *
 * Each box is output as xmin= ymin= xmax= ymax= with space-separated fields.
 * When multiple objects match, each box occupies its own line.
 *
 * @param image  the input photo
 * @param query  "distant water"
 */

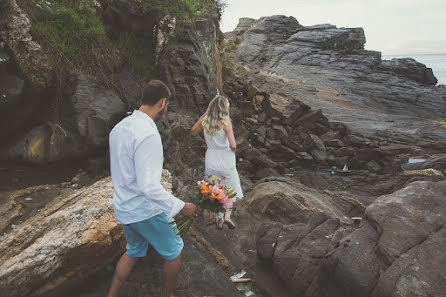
xmin=382 ymin=53 xmax=446 ymax=85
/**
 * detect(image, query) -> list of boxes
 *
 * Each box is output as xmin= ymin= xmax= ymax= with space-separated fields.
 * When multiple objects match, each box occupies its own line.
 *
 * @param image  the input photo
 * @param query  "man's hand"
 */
xmin=181 ymin=203 xmax=202 ymax=220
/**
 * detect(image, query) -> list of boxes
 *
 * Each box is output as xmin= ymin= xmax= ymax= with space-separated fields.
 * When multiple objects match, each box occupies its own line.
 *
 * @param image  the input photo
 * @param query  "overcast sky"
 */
xmin=220 ymin=0 xmax=446 ymax=55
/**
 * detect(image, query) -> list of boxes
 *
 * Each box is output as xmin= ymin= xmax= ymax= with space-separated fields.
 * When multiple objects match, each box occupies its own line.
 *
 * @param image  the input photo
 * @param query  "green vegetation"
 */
xmin=17 ymin=0 xmax=116 ymax=85
xmin=14 ymin=0 xmax=224 ymax=86
xmin=226 ymin=42 xmax=237 ymax=52
xmin=113 ymin=31 xmax=157 ymax=81
xmin=436 ymin=118 xmax=446 ymax=128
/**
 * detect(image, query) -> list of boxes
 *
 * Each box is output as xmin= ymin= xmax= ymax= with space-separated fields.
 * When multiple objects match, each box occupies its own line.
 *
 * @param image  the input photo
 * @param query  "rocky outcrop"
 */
xmin=158 ymin=16 xmax=224 ymax=112
xmin=227 ymin=16 xmax=446 ymax=148
xmin=0 ymin=170 xmax=174 ymax=297
xmin=256 ymin=180 xmax=446 ymax=297
xmin=0 ymin=0 xmax=54 ymax=92
xmin=1 ymin=73 xmax=126 ymax=164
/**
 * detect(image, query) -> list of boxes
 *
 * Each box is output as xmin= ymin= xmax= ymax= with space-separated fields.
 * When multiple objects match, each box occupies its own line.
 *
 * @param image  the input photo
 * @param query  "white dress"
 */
xmin=204 ymin=129 xmax=243 ymax=219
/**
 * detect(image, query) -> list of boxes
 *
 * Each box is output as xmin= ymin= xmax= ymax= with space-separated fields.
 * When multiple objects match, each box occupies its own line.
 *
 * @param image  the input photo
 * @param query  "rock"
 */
xmin=244 ymin=181 xmax=364 ymax=225
xmin=380 ymin=58 xmax=437 ymax=86
xmin=263 ymin=93 xmax=290 ymax=118
xmin=229 ymin=14 xmax=446 ymax=154
xmin=0 ymin=0 xmax=54 ymax=92
xmin=0 ymin=74 xmax=24 ymax=112
xmin=268 ymin=145 xmax=295 ymax=162
xmin=283 ymin=102 xmax=309 ymax=125
xmin=256 ymin=180 xmax=446 ymax=297
xmin=255 ymin=168 xmax=281 ymax=180
xmin=311 ymin=149 xmax=328 ymax=162
xmin=401 ymin=154 xmax=446 ymax=171
xmin=116 ymin=66 xmax=142 ymax=109
xmin=400 ymin=168 xmax=444 ymax=177
xmin=65 ymin=73 xmax=126 ymax=145
xmin=0 ymin=170 xmax=175 ymax=297
xmin=367 ymin=160 xmax=381 ymax=172
xmin=158 ymin=17 xmax=223 ymax=112
xmin=326 ymin=138 xmax=345 ymax=148
xmin=256 ymin=222 xmax=283 ymax=260
xmin=0 ymin=177 xmax=123 ymax=297
xmin=309 ymin=134 xmax=327 ymax=151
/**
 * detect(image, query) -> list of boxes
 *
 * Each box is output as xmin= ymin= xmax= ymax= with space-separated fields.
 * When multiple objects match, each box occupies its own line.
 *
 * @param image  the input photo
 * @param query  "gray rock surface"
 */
xmin=256 ymin=180 xmax=446 ymax=297
xmin=230 ymin=15 xmax=446 ymax=148
xmin=158 ymin=17 xmax=223 ymax=112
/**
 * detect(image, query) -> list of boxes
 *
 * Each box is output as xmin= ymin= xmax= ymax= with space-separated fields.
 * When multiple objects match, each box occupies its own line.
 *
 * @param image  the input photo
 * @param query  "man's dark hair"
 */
xmin=141 ymin=80 xmax=171 ymax=106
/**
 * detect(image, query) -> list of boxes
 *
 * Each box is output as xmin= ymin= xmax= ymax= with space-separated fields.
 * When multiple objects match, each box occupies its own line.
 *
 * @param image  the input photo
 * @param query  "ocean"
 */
xmin=382 ymin=53 xmax=446 ymax=85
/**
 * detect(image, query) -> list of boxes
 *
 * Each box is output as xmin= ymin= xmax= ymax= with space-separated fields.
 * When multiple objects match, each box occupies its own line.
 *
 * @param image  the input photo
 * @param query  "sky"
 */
xmin=220 ymin=0 xmax=446 ymax=55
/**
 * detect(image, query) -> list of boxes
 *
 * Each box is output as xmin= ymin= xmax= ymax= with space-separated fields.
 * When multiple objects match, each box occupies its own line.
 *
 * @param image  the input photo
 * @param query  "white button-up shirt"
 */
xmin=109 ymin=110 xmax=185 ymax=224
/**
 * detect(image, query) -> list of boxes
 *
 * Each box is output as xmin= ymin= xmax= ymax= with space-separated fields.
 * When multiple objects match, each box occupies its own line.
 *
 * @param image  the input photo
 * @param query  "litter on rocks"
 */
xmin=231 ymin=270 xmax=247 ymax=280
xmin=24 ymin=197 xmax=33 ymax=202
xmin=68 ymin=183 xmax=78 ymax=188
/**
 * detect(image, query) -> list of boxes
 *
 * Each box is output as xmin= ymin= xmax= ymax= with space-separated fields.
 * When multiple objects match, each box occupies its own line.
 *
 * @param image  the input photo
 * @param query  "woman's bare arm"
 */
xmin=191 ymin=114 xmax=205 ymax=136
xmin=223 ymin=120 xmax=237 ymax=152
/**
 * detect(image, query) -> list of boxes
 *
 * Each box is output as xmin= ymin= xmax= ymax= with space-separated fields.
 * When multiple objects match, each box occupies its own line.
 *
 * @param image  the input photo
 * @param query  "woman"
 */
xmin=191 ymin=95 xmax=243 ymax=229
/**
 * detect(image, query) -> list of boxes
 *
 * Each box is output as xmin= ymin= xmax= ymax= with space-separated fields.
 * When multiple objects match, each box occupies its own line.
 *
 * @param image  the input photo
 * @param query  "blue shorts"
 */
xmin=122 ymin=213 xmax=184 ymax=261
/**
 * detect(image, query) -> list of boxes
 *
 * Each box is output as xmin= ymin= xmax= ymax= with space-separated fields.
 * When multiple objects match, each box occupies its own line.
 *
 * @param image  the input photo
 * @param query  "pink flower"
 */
xmin=221 ymin=193 xmax=230 ymax=209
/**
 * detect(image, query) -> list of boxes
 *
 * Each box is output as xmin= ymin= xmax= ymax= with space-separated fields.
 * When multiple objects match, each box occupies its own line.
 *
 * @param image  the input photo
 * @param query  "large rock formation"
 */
xmin=0 ymin=169 xmax=242 ymax=297
xmin=256 ymin=180 xmax=446 ymax=297
xmin=158 ymin=16 xmax=224 ymax=113
xmin=226 ymin=16 xmax=446 ymax=149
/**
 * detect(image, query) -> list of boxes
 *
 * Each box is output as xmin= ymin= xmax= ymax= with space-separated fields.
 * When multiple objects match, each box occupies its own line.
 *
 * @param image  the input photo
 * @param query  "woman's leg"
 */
xmin=224 ymin=199 xmax=236 ymax=229
xmin=214 ymin=212 xmax=224 ymax=229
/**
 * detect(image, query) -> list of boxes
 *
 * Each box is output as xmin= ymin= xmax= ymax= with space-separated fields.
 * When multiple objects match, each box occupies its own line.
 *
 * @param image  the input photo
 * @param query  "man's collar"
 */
xmin=133 ymin=110 xmax=156 ymax=128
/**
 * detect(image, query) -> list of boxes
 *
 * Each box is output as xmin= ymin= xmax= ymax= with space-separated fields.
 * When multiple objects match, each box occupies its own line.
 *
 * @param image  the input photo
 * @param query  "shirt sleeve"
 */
xmin=134 ymin=134 xmax=185 ymax=218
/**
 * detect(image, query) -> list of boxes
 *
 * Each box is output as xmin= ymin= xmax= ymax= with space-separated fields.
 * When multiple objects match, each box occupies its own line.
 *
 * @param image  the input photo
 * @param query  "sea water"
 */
xmin=383 ymin=53 xmax=446 ymax=85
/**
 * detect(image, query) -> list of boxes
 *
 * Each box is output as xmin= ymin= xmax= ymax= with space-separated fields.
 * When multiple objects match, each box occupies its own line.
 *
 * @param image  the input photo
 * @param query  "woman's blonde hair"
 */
xmin=202 ymin=95 xmax=230 ymax=136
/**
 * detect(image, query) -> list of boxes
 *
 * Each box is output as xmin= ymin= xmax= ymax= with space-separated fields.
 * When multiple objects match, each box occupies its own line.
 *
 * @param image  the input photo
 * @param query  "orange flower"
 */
xmin=200 ymin=184 xmax=210 ymax=194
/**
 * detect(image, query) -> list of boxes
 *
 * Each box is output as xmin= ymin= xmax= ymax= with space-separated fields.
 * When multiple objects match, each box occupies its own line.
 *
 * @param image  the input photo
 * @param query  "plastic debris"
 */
xmin=231 ymin=270 xmax=247 ymax=280
xmin=231 ymin=278 xmax=252 ymax=283
xmin=24 ymin=197 xmax=33 ymax=202
xmin=245 ymin=291 xmax=255 ymax=297
xmin=68 ymin=183 xmax=78 ymax=188
xmin=343 ymin=164 xmax=349 ymax=171
xmin=351 ymin=217 xmax=362 ymax=223
xmin=331 ymin=171 xmax=335 ymax=175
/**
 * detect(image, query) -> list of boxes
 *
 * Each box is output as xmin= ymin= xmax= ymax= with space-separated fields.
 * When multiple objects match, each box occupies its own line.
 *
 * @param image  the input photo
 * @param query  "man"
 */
xmin=107 ymin=80 xmax=201 ymax=297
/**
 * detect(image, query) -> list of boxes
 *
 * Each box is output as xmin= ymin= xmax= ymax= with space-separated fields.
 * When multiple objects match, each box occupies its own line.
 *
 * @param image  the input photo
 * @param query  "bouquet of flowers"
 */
xmin=170 ymin=175 xmax=237 ymax=235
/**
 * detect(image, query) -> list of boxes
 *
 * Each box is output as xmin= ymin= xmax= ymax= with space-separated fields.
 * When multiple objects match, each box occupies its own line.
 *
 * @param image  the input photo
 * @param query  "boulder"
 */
xmin=0 ymin=170 xmax=174 ymax=297
xmin=263 ymin=93 xmax=290 ymax=118
xmin=380 ymin=58 xmax=437 ymax=86
xmin=0 ymin=0 xmax=54 ymax=92
xmin=158 ymin=17 xmax=223 ymax=112
xmin=64 ymin=73 xmax=127 ymax=147
xmin=255 ymin=180 xmax=446 ymax=297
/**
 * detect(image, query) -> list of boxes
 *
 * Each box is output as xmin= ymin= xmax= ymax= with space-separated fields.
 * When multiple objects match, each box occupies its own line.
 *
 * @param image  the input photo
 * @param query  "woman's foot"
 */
xmin=224 ymin=218 xmax=236 ymax=229
xmin=217 ymin=218 xmax=224 ymax=229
